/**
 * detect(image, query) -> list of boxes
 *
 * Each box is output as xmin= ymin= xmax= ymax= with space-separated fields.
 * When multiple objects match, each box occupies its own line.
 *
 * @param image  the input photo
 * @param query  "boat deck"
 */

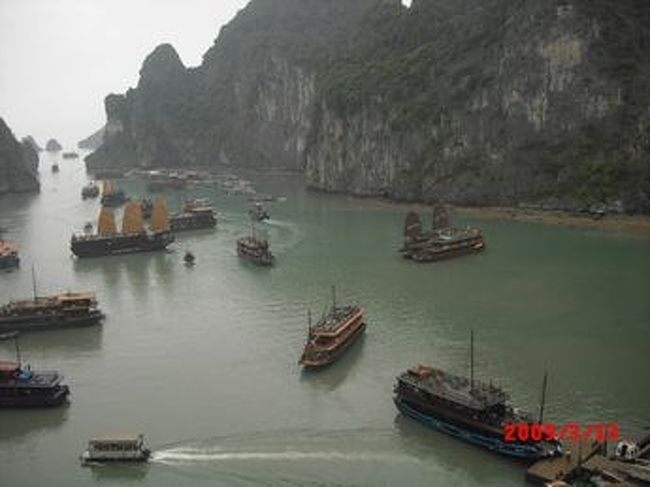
xmin=525 ymin=439 xmax=603 ymax=484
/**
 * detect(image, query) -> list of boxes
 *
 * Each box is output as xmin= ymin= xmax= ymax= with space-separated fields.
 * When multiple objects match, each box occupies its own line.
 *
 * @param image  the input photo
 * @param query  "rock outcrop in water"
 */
xmin=87 ymin=0 xmax=650 ymax=213
xmin=78 ymin=127 xmax=105 ymax=150
xmin=0 ymin=118 xmax=40 ymax=194
xmin=45 ymin=139 xmax=62 ymax=152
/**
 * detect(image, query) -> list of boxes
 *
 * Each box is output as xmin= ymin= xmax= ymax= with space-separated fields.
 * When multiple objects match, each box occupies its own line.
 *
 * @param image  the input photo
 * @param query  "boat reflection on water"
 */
xmin=87 ymin=462 xmax=150 ymax=483
xmin=0 ymin=404 xmax=69 ymax=441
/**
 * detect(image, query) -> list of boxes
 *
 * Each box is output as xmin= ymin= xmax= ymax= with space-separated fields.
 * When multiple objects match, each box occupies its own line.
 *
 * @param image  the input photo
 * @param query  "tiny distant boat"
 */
xmin=147 ymin=174 xmax=187 ymax=192
xmin=183 ymin=251 xmax=195 ymax=265
xmin=237 ymin=234 xmax=274 ymax=266
xmin=248 ymin=202 xmax=270 ymax=222
xmin=0 ymin=240 xmax=20 ymax=269
xmin=71 ymin=199 xmax=174 ymax=258
xmin=51 ymin=163 xmax=59 ymax=173
xmin=81 ymin=182 xmax=100 ymax=199
xmin=81 ymin=434 xmax=151 ymax=464
xmin=299 ymin=287 xmax=366 ymax=369
xmin=83 ymin=222 xmax=93 ymax=233
xmin=62 ymin=152 xmax=79 ymax=159
xmin=100 ymin=180 xmax=127 ymax=207
xmin=170 ymin=199 xmax=217 ymax=231
xmin=0 ymin=332 xmax=70 ymax=408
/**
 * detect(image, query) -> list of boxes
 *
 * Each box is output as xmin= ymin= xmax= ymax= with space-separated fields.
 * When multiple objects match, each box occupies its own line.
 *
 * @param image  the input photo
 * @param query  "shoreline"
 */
xmin=348 ymin=197 xmax=650 ymax=238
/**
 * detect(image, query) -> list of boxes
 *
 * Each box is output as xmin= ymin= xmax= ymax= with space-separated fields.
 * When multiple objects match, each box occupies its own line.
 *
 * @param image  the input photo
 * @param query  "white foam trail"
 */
xmin=152 ymin=449 xmax=413 ymax=465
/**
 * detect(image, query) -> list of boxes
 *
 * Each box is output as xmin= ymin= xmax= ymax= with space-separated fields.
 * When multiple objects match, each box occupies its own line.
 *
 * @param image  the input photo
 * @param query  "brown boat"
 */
xmin=400 ymin=205 xmax=485 ymax=262
xmin=299 ymin=287 xmax=366 ymax=369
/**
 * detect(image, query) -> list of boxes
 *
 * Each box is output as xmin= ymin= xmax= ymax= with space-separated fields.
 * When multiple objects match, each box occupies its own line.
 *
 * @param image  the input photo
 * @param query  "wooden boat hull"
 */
xmin=300 ymin=321 xmax=366 ymax=369
xmin=170 ymin=214 xmax=216 ymax=232
xmin=0 ymin=310 xmax=104 ymax=332
xmin=71 ymin=233 xmax=174 ymax=258
xmin=0 ymin=385 xmax=69 ymax=408
xmin=404 ymin=241 xmax=485 ymax=262
xmin=394 ymin=397 xmax=558 ymax=460
xmin=0 ymin=255 xmax=20 ymax=269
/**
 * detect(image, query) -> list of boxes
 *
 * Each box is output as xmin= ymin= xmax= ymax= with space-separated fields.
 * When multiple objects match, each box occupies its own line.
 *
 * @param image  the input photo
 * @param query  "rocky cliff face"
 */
xmin=78 ymin=126 xmax=105 ymax=150
xmin=0 ymin=118 xmax=40 ymax=194
xmin=88 ymin=0 xmax=650 ymax=212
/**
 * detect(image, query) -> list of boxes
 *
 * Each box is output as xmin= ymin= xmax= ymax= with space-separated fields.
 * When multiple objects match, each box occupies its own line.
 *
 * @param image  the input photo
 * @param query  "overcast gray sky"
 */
xmin=0 ymin=0 xmax=249 ymax=148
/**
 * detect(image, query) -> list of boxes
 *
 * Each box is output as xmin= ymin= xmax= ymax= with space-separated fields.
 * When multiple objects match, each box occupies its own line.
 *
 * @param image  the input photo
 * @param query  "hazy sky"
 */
xmin=0 ymin=0 xmax=249 ymax=148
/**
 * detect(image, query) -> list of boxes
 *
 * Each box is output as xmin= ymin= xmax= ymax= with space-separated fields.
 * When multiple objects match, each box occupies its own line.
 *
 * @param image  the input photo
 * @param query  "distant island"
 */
xmin=86 ymin=0 xmax=649 ymax=214
xmin=0 ymin=118 xmax=40 ymax=195
xmin=45 ymin=138 xmax=62 ymax=151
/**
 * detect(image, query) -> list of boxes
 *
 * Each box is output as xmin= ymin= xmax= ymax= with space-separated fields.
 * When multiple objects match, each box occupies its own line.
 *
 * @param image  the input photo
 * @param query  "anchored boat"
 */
xmin=170 ymin=199 xmax=217 ymax=231
xmin=393 ymin=332 xmax=562 ymax=460
xmin=70 ymin=198 xmax=174 ymax=257
xmin=0 ymin=240 xmax=20 ymax=269
xmin=0 ymin=332 xmax=70 ymax=408
xmin=400 ymin=205 xmax=485 ymax=262
xmin=299 ymin=287 xmax=366 ymax=369
xmin=81 ymin=434 xmax=151 ymax=464
xmin=0 ymin=268 xmax=104 ymax=333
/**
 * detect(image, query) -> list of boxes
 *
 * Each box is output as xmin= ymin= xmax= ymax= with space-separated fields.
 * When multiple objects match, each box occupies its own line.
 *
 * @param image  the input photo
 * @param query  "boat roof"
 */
xmin=89 ymin=433 xmax=144 ymax=443
xmin=5 ymin=292 xmax=96 ymax=308
xmin=0 ymin=360 xmax=19 ymax=372
xmin=0 ymin=240 xmax=19 ymax=253
xmin=312 ymin=305 xmax=362 ymax=336
xmin=398 ymin=364 xmax=509 ymax=411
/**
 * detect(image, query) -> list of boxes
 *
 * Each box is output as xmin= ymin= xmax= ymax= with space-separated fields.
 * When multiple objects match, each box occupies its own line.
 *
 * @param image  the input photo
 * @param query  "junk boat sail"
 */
xmin=71 ymin=198 xmax=174 ymax=257
xmin=0 ymin=332 xmax=70 ymax=407
xmin=393 ymin=332 xmax=562 ymax=460
xmin=400 ymin=205 xmax=484 ymax=262
xmin=0 ymin=240 xmax=20 ymax=269
xmin=81 ymin=434 xmax=151 ymax=464
xmin=299 ymin=287 xmax=366 ymax=369
xmin=170 ymin=199 xmax=217 ymax=231
xmin=100 ymin=180 xmax=127 ymax=207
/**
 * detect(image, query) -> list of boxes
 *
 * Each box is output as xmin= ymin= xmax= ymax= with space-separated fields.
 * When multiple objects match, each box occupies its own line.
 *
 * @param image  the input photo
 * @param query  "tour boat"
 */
xmin=81 ymin=434 xmax=151 ymax=464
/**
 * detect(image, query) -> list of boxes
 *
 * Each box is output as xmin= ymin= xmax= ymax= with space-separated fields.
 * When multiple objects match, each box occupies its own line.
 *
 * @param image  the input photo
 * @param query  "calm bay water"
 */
xmin=0 ymin=152 xmax=648 ymax=486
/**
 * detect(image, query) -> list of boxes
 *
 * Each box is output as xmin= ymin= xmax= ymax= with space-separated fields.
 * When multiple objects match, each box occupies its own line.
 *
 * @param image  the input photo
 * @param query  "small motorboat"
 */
xmin=183 ymin=251 xmax=196 ymax=265
xmin=81 ymin=433 xmax=150 ymax=464
xmin=83 ymin=222 xmax=93 ymax=233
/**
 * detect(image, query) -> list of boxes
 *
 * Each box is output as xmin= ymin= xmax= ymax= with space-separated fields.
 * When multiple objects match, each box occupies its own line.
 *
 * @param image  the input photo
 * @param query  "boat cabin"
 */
xmin=81 ymin=434 xmax=150 ymax=463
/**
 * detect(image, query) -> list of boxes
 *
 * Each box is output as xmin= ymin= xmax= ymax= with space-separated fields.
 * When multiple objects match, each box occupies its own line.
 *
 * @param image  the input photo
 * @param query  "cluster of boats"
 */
xmin=10 ymin=171 xmax=624 ymax=472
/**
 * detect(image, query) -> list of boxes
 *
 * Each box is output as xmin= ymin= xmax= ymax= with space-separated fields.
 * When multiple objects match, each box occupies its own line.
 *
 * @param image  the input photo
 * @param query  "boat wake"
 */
xmin=151 ymin=447 xmax=412 ymax=465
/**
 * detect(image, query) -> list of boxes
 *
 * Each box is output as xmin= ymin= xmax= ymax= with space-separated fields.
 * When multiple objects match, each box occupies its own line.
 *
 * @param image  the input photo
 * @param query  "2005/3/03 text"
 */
xmin=504 ymin=423 xmax=619 ymax=443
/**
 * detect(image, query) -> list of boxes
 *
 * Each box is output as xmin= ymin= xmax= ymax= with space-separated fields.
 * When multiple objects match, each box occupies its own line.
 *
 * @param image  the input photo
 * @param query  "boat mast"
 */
xmin=469 ymin=330 xmax=474 ymax=392
xmin=307 ymin=309 xmax=312 ymax=340
xmin=31 ymin=264 xmax=37 ymax=299
xmin=331 ymin=285 xmax=337 ymax=310
xmin=538 ymin=371 xmax=548 ymax=424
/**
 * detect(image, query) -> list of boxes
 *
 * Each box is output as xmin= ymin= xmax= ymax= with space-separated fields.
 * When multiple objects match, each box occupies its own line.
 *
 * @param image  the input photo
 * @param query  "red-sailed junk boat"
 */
xmin=299 ymin=287 xmax=366 ymax=369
